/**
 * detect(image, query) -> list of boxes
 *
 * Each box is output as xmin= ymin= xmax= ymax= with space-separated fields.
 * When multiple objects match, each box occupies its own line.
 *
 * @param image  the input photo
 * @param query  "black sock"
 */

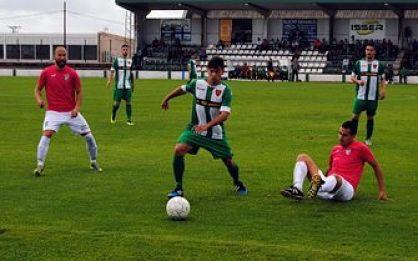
xmin=112 ymin=104 xmax=120 ymax=120
xmin=173 ymin=155 xmax=185 ymax=190
xmin=367 ymin=119 xmax=374 ymax=139
xmin=223 ymin=159 xmax=240 ymax=186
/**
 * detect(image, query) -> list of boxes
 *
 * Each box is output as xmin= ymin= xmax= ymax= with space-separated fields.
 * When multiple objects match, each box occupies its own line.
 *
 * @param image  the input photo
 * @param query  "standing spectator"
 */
xmin=291 ymin=57 xmax=300 ymax=82
xmin=385 ymin=64 xmax=394 ymax=85
xmin=399 ymin=65 xmax=408 ymax=84
xmin=266 ymin=58 xmax=276 ymax=82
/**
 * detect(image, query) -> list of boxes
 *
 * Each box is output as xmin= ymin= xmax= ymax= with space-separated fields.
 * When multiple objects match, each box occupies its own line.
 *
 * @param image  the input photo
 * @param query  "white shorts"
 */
xmin=43 ymin=110 xmax=91 ymax=135
xmin=316 ymin=171 xmax=354 ymax=202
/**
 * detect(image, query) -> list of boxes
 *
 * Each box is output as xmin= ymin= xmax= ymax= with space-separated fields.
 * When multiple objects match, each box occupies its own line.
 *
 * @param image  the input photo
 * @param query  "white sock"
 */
xmin=321 ymin=176 xmax=338 ymax=192
xmin=85 ymin=133 xmax=98 ymax=162
xmin=37 ymin=136 xmax=51 ymax=166
xmin=293 ymin=161 xmax=308 ymax=191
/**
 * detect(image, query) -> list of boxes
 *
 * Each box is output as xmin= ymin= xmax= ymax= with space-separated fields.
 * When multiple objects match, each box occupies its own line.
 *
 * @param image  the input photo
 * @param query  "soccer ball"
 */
xmin=166 ymin=197 xmax=190 ymax=220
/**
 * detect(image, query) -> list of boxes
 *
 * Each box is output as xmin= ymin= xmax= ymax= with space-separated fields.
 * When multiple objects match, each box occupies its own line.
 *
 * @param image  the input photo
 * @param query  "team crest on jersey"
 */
xmin=215 ymin=90 xmax=222 ymax=96
xmin=64 ymin=74 xmax=70 ymax=81
xmin=345 ymin=149 xmax=352 ymax=155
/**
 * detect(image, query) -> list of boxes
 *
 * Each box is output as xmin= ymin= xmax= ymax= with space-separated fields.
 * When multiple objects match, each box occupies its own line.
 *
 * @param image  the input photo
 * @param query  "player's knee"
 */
xmin=174 ymin=144 xmax=189 ymax=156
xmin=43 ymin=131 xmax=54 ymax=138
xmin=296 ymin=153 xmax=310 ymax=162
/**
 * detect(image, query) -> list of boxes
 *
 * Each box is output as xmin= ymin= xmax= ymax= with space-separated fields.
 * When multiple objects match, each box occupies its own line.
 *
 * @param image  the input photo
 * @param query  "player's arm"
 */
xmin=161 ymin=86 xmax=187 ymax=110
xmin=369 ymin=159 xmax=388 ymax=200
xmin=130 ymin=72 xmax=134 ymax=93
xmin=194 ymin=111 xmax=230 ymax=133
xmin=71 ymin=73 xmax=82 ymax=117
xmin=350 ymin=61 xmax=365 ymax=86
xmin=107 ymin=58 xmax=117 ymax=88
xmin=379 ymin=69 xmax=388 ymax=100
xmin=35 ymin=71 xmax=46 ymax=108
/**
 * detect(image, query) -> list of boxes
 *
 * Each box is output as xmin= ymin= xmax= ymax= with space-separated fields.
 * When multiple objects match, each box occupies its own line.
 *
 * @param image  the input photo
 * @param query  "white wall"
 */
xmin=207 ymin=19 xmax=219 ymax=45
xmin=144 ymin=20 xmax=161 ymax=45
xmin=404 ymin=19 xmax=418 ymax=40
xmin=267 ymin=19 xmax=282 ymax=40
xmin=386 ymin=19 xmax=399 ymax=44
xmin=317 ymin=19 xmax=330 ymax=41
xmin=334 ymin=19 xmax=350 ymax=41
xmin=252 ymin=19 xmax=266 ymax=43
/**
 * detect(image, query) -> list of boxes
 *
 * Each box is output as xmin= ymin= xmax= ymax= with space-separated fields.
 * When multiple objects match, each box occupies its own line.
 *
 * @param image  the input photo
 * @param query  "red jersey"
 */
xmin=328 ymin=141 xmax=376 ymax=190
xmin=38 ymin=65 xmax=81 ymax=112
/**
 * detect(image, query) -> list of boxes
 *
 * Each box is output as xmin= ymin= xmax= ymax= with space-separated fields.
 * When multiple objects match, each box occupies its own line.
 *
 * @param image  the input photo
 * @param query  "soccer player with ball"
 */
xmin=281 ymin=120 xmax=388 ymax=201
xmin=161 ymin=56 xmax=247 ymax=198
xmin=33 ymin=46 xmax=102 ymax=176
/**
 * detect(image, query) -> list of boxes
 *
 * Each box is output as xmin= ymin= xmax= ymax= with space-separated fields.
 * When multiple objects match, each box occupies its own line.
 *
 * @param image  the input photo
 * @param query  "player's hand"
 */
xmin=357 ymin=80 xmax=366 ymax=86
xmin=378 ymin=190 xmax=388 ymax=201
xmin=194 ymin=124 xmax=209 ymax=134
xmin=38 ymin=100 xmax=45 ymax=109
xmin=161 ymin=100 xmax=169 ymax=110
xmin=379 ymin=91 xmax=386 ymax=100
xmin=70 ymin=108 xmax=79 ymax=118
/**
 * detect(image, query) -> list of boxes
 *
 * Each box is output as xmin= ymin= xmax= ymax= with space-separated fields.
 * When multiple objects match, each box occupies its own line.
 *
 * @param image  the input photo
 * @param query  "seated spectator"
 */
xmin=266 ymin=59 xmax=276 ymax=82
xmin=256 ymin=37 xmax=262 ymax=50
xmin=199 ymin=48 xmax=207 ymax=61
xmin=261 ymin=38 xmax=269 ymax=51
xmin=240 ymin=62 xmax=251 ymax=79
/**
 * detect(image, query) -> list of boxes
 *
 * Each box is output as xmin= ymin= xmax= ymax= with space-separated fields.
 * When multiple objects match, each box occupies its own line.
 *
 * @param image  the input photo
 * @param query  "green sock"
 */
xmin=173 ymin=155 xmax=185 ymax=190
xmin=126 ymin=104 xmax=132 ymax=121
xmin=112 ymin=104 xmax=120 ymax=120
xmin=366 ymin=119 xmax=374 ymax=139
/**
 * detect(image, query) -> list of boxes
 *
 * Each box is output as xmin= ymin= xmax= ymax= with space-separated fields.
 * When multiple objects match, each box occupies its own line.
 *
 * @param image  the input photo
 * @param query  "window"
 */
xmin=0 ymin=45 xmax=3 ymax=59
xmin=21 ymin=45 xmax=35 ymax=59
xmin=232 ymin=19 xmax=252 ymax=44
xmin=83 ymin=45 xmax=97 ymax=60
xmin=6 ymin=45 xmax=20 ymax=59
xmin=36 ymin=45 xmax=50 ymax=60
xmin=68 ymin=45 xmax=82 ymax=60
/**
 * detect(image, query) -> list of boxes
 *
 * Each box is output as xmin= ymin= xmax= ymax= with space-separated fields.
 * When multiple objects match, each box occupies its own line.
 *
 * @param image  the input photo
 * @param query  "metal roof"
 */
xmin=116 ymin=0 xmax=418 ymax=12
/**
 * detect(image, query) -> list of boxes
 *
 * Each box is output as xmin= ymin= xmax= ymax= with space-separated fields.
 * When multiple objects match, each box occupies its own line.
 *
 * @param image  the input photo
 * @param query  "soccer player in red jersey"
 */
xmin=281 ymin=121 xmax=388 ymax=201
xmin=33 ymin=46 xmax=102 ymax=176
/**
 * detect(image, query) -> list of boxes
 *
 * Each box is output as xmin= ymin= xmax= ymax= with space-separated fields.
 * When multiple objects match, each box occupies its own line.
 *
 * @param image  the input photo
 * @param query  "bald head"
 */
xmin=54 ymin=46 xmax=67 ymax=69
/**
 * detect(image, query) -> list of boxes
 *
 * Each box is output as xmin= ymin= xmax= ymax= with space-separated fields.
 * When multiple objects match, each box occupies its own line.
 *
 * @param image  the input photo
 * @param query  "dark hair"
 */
xmin=208 ymin=56 xmax=225 ymax=70
xmin=122 ymin=44 xmax=129 ymax=48
xmin=365 ymin=43 xmax=375 ymax=50
xmin=341 ymin=120 xmax=358 ymax=136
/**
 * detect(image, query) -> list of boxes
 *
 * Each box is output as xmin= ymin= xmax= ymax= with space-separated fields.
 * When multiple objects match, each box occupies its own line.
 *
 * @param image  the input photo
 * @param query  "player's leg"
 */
xmin=68 ymin=113 xmax=102 ymax=172
xmin=168 ymin=143 xmax=193 ymax=198
xmin=35 ymin=130 xmax=55 ymax=176
xmin=222 ymin=158 xmax=247 ymax=195
xmin=317 ymin=175 xmax=353 ymax=202
xmin=365 ymin=101 xmax=378 ymax=145
xmin=125 ymin=90 xmax=134 ymax=125
xmin=34 ymin=111 xmax=63 ymax=176
xmin=281 ymin=153 xmax=323 ymax=199
xmin=111 ymin=89 xmax=122 ymax=123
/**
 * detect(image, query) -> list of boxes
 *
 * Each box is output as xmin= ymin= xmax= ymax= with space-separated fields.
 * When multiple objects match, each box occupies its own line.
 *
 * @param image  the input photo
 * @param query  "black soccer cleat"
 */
xmin=281 ymin=185 xmax=304 ymax=200
xmin=167 ymin=189 xmax=184 ymax=199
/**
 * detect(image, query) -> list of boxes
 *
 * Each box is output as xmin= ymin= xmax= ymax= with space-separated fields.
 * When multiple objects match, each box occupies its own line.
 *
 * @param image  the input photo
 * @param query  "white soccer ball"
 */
xmin=166 ymin=197 xmax=190 ymax=220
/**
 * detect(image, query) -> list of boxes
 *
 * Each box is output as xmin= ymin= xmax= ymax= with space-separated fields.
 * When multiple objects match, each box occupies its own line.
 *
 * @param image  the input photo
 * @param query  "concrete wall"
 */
xmin=207 ymin=19 xmax=219 ymax=46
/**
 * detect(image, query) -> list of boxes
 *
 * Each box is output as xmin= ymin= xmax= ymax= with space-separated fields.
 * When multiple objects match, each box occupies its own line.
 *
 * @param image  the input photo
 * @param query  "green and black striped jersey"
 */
xmin=351 ymin=59 xmax=385 ymax=101
xmin=181 ymin=79 xmax=232 ymax=140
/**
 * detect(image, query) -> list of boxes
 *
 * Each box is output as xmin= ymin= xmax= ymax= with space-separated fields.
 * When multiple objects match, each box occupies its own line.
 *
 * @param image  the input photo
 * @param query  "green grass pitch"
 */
xmin=0 ymin=77 xmax=417 ymax=260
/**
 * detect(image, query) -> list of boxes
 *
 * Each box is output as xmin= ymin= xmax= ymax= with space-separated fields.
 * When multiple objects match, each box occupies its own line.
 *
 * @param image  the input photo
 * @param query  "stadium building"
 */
xmin=115 ymin=0 xmax=418 ymax=82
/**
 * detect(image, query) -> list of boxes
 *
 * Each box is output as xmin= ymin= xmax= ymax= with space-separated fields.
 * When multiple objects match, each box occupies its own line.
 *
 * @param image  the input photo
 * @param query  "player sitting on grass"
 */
xmin=161 ymin=56 xmax=247 ymax=198
xmin=281 ymin=120 xmax=387 ymax=201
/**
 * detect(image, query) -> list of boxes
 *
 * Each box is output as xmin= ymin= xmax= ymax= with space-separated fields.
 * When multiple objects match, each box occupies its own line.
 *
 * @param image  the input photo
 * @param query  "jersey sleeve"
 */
xmin=221 ymin=86 xmax=232 ymax=113
xmin=181 ymin=79 xmax=197 ymax=94
xmin=111 ymin=58 xmax=117 ymax=71
xmin=379 ymin=61 xmax=386 ymax=80
xmin=38 ymin=69 xmax=47 ymax=87
xmin=351 ymin=61 xmax=360 ymax=77
xmin=361 ymin=145 xmax=376 ymax=164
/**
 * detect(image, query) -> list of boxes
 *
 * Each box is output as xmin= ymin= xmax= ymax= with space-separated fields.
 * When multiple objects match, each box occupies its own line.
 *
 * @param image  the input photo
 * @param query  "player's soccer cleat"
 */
xmin=307 ymin=173 xmax=324 ymax=199
xmin=235 ymin=182 xmax=248 ymax=195
xmin=90 ymin=162 xmax=103 ymax=172
xmin=281 ymin=185 xmax=304 ymax=200
xmin=110 ymin=115 xmax=116 ymax=124
xmin=167 ymin=189 xmax=184 ymax=199
xmin=126 ymin=120 xmax=135 ymax=126
xmin=365 ymin=139 xmax=372 ymax=146
xmin=33 ymin=164 xmax=44 ymax=177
